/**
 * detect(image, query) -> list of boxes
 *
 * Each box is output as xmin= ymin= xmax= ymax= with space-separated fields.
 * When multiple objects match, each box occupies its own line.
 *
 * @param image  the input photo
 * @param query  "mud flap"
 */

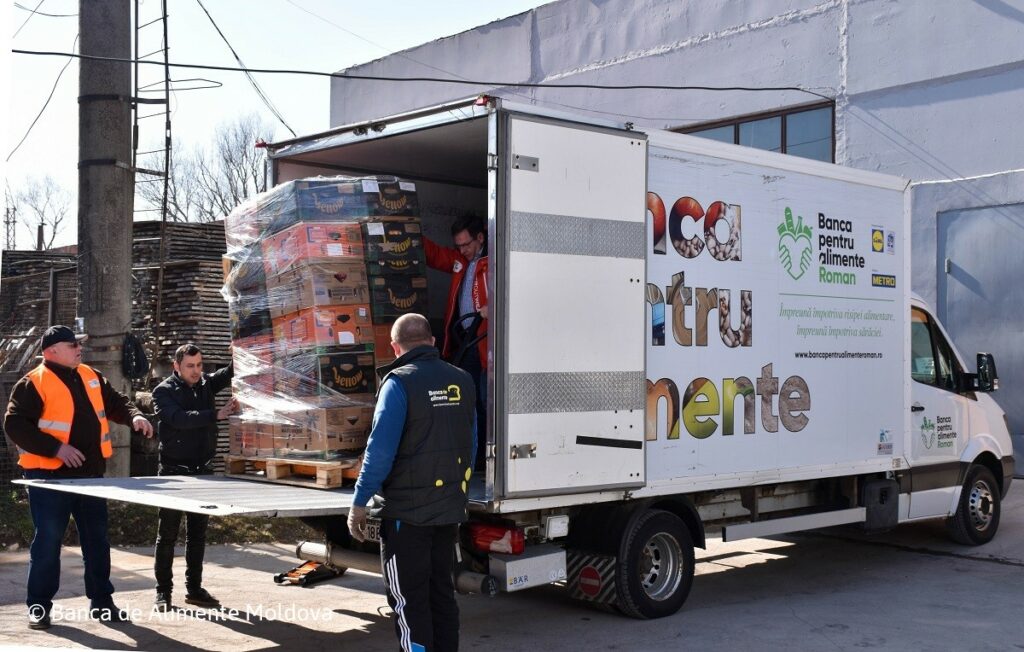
xmin=566 ymin=550 xmax=618 ymax=605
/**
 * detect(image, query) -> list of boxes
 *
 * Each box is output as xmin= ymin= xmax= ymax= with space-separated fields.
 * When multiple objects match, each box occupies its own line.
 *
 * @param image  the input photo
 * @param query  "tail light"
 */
xmin=468 ymin=523 xmax=525 ymax=555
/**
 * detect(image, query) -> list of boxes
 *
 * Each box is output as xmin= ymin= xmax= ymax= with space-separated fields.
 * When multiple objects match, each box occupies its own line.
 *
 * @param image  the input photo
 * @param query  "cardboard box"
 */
xmin=362 ymin=220 xmax=426 ymax=275
xmin=233 ymin=335 xmax=275 ymax=365
xmin=265 ymin=260 xmax=370 ymax=318
xmin=274 ymin=406 xmax=374 ymax=457
xmin=229 ymin=301 xmax=273 ymax=340
xmin=266 ymin=178 xmax=420 ymax=234
xmin=276 ymin=346 xmax=377 ymax=398
xmin=225 ymin=197 xmax=272 ymax=242
xmin=373 ymin=323 xmax=396 ymax=365
xmin=272 ymin=305 xmax=373 ymax=348
xmin=232 ymin=371 xmax=274 ymax=400
xmin=368 ymin=275 xmax=429 ymax=323
xmin=228 ymin=417 xmax=276 ymax=457
xmin=222 ymin=245 xmax=267 ymax=293
xmin=262 ymin=222 xmax=364 ymax=276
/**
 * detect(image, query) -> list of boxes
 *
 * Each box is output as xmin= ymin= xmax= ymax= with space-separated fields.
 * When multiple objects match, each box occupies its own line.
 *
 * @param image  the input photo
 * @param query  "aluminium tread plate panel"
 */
xmin=15 ymin=475 xmax=355 ymax=517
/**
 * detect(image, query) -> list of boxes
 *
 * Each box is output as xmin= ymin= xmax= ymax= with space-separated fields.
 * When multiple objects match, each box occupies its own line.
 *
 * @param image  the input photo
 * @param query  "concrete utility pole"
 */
xmin=78 ymin=0 xmax=134 ymax=477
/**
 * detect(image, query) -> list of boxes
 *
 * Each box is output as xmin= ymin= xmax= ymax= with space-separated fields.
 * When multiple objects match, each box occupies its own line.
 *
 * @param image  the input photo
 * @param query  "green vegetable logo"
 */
xmin=920 ymin=416 xmax=936 ymax=450
xmin=777 ymin=208 xmax=813 ymax=280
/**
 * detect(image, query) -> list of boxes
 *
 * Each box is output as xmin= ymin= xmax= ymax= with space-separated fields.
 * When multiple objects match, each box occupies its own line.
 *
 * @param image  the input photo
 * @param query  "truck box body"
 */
xmin=268 ymin=97 xmax=913 ymax=511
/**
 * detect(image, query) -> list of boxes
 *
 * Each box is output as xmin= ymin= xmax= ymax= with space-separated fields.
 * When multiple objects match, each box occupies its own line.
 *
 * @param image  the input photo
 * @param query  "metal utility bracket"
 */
xmin=510 ymin=444 xmax=537 ymax=459
xmin=513 ymin=154 xmax=539 ymax=172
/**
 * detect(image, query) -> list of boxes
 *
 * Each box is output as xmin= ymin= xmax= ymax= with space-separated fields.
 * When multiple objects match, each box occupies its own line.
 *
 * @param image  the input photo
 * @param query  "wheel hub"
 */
xmin=968 ymin=479 xmax=995 ymax=531
xmin=639 ymin=532 xmax=684 ymax=601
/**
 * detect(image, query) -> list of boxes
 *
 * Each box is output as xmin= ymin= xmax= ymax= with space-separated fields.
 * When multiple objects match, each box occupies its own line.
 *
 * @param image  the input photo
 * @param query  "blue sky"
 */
xmin=3 ymin=0 xmax=548 ymax=248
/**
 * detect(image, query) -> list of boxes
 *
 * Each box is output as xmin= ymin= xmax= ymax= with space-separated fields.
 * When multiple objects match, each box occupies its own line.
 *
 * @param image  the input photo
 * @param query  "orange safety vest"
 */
xmin=18 ymin=363 xmax=112 ymax=470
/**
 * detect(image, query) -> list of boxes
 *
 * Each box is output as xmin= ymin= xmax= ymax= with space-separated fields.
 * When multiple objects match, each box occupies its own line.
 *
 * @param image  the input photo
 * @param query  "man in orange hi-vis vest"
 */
xmin=3 ymin=325 xmax=154 ymax=630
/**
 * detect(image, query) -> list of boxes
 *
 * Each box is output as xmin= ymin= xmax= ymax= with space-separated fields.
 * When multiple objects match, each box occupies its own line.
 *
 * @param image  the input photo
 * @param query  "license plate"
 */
xmin=364 ymin=517 xmax=381 ymax=543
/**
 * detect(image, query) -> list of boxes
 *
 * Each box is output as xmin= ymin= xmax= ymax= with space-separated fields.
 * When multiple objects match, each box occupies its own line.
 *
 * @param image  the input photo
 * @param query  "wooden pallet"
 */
xmin=223 ymin=454 xmax=358 ymax=489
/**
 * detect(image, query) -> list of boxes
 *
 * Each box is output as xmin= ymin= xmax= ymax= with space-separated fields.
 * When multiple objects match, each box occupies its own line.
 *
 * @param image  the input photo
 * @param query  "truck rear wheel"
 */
xmin=615 ymin=509 xmax=694 ymax=619
xmin=947 ymin=464 xmax=1001 ymax=545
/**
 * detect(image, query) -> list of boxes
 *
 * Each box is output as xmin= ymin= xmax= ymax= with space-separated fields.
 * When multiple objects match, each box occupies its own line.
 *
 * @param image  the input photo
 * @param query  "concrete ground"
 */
xmin=1 ymin=489 xmax=1022 ymax=651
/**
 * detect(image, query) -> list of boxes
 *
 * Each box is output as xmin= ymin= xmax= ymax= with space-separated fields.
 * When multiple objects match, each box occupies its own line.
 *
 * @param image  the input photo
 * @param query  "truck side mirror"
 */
xmin=976 ymin=353 xmax=999 ymax=392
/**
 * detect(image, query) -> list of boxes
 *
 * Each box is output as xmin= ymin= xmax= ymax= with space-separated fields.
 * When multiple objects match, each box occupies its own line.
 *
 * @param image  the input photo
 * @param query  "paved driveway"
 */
xmin=1 ymin=489 xmax=1022 ymax=651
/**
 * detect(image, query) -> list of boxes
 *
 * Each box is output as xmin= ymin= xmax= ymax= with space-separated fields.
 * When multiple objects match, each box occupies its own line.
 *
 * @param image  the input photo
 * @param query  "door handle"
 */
xmin=911 ymin=404 xmax=925 ymax=412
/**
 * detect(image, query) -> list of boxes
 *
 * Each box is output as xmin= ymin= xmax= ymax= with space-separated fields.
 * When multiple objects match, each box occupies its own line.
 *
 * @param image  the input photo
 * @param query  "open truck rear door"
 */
xmin=497 ymin=112 xmax=647 ymax=498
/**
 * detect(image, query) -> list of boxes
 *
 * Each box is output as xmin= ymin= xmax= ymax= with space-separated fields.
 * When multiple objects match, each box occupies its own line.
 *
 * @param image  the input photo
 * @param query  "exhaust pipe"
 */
xmin=295 ymin=540 xmax=498 ymax=596
xmin=456 ymin=571 xmax=498 ymax=596
xmin=296 ymin=541 xmax=380 ymax=574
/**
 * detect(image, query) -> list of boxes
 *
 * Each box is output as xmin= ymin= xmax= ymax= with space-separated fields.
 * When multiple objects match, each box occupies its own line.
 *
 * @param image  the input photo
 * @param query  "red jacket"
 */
xmin=424 ymin=237 xmax=489 ymax=370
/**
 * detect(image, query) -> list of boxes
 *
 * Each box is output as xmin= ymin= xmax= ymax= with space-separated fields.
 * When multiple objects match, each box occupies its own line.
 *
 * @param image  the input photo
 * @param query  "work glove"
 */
xmin=348 ymin=506 xmax=368 ymax=542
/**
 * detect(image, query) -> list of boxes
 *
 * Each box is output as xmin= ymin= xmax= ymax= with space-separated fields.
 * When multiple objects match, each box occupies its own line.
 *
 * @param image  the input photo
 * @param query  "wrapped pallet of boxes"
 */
xmin=361 ymin=212 xmax=428 ymax=367
xmin=220 ymin=175 xmax=428 ymax=485
xmin=264 ymin=176 xmax=419 ymax=236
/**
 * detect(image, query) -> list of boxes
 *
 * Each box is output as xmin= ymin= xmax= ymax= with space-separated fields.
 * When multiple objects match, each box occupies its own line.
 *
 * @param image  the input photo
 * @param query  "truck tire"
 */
xmin=615 ymin=509 xmax=694 ymax=619
xmin=947 ymin=464 xmax=1001 ymax=546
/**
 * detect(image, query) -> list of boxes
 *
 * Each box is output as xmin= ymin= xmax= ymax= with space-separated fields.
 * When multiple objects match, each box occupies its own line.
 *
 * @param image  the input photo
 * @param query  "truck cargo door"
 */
xmin=500 ymin=114 xmax=647 ymax=497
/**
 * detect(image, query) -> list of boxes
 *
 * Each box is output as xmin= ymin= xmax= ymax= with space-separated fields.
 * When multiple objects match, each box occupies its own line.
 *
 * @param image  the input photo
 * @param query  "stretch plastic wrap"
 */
xmin=221 ymin=176 xmax=427 ymax=460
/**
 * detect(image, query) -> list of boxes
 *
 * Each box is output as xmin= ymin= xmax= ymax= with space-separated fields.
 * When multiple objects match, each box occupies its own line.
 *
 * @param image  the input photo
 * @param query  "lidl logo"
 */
xmin=871 ymin=228 xmax=884 ymax=253
xmin=777 ymin=208 xmax=813 ymax=280
xmin=871 ymin=274 xmax=896 ymax=288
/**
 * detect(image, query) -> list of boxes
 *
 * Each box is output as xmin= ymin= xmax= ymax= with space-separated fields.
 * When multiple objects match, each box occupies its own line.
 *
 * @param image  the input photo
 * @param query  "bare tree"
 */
xmin=13 ymin=176 xmax=71 ymax=250
xmin=136 ymin=113 xmax=273 ymax=223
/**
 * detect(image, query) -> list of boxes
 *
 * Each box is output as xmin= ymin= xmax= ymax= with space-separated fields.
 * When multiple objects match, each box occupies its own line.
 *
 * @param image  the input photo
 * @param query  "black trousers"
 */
xmin=154 ymin=464 xmax=210 ymax=593
xmin=451 ymin=325 xmax=487 ymax=471
xmin=154 ymin=508 xmax=209 ymax=593
xmin=380 ymin=519 xmax=460 ymax=652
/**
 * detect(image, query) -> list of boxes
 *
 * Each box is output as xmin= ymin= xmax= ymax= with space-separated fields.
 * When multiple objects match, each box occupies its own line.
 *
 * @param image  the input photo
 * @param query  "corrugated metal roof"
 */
xmin=15 ymin=475 xmax=354 ymax=517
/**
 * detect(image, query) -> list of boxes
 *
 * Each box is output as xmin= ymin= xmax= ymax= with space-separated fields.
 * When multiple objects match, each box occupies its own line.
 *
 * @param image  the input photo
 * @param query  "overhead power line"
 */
xmin=10 ymin=49 xmax=834 ymax=101
xmin=12 ymin=0 xmax=46 ymax=37
xmin=14 ymin=2 xmax=76 ymax=18
xmin=7 ymin=35 xmax=79 ymax=162
xmin=195 ymin=0 xmax=297 ymax=137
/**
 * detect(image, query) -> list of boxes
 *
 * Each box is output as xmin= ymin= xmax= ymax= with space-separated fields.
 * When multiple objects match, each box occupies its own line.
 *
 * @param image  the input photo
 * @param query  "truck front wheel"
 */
xmin=615 ymin=509 xmax=694 ymax=619
xmin=947 ymin=464 xmax=1001 ymax=545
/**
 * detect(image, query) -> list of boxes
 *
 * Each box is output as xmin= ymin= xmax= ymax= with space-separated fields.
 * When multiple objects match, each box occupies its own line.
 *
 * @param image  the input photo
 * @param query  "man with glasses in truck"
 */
xmin=424 ymin=214 xmax=488 ymax=470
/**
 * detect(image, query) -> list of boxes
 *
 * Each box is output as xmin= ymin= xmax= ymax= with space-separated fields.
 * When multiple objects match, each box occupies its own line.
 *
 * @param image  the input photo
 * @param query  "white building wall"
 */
xmin=329 ymin=0 xmax=1024 ymax=460
xmin=331 ymin=0 xmax=1024 ymax=183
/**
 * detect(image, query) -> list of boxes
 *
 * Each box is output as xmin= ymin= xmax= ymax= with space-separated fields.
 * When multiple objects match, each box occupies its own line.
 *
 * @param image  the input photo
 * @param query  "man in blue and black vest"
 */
xmin=348 ymin=313 xmax=476 ymax=652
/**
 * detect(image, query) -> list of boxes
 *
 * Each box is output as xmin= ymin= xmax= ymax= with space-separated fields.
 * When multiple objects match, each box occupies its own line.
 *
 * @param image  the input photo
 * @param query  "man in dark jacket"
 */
xmin=4 ymin=325 xmax=154 ymax=629
xmin=348 ymin=313 xmax=476 ymax=652
xmin=152 ymin=343 xmax=235 ymax=611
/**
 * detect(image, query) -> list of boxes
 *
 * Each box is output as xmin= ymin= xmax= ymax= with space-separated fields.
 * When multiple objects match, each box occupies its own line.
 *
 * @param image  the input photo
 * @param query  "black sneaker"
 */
xmin=28 ymin=610 xmax=51 ymax=630
xmin=89 ymin=603 xmax=130 ymax=623
xmin=154 ymin=591 xmax=172 ymax=612
xmin=184 ymin=587 xmax=221 ymax=609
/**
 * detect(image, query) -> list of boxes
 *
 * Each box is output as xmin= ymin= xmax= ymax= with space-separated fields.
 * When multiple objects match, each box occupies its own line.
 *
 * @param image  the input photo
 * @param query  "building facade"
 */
xmin=329 ymin=0 xmax=1024 ymax=460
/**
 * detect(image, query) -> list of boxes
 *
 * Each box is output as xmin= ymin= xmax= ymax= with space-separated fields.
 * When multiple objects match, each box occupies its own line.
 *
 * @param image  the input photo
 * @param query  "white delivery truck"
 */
xmin=20 ymin=96 xmax=1013 ymax=619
